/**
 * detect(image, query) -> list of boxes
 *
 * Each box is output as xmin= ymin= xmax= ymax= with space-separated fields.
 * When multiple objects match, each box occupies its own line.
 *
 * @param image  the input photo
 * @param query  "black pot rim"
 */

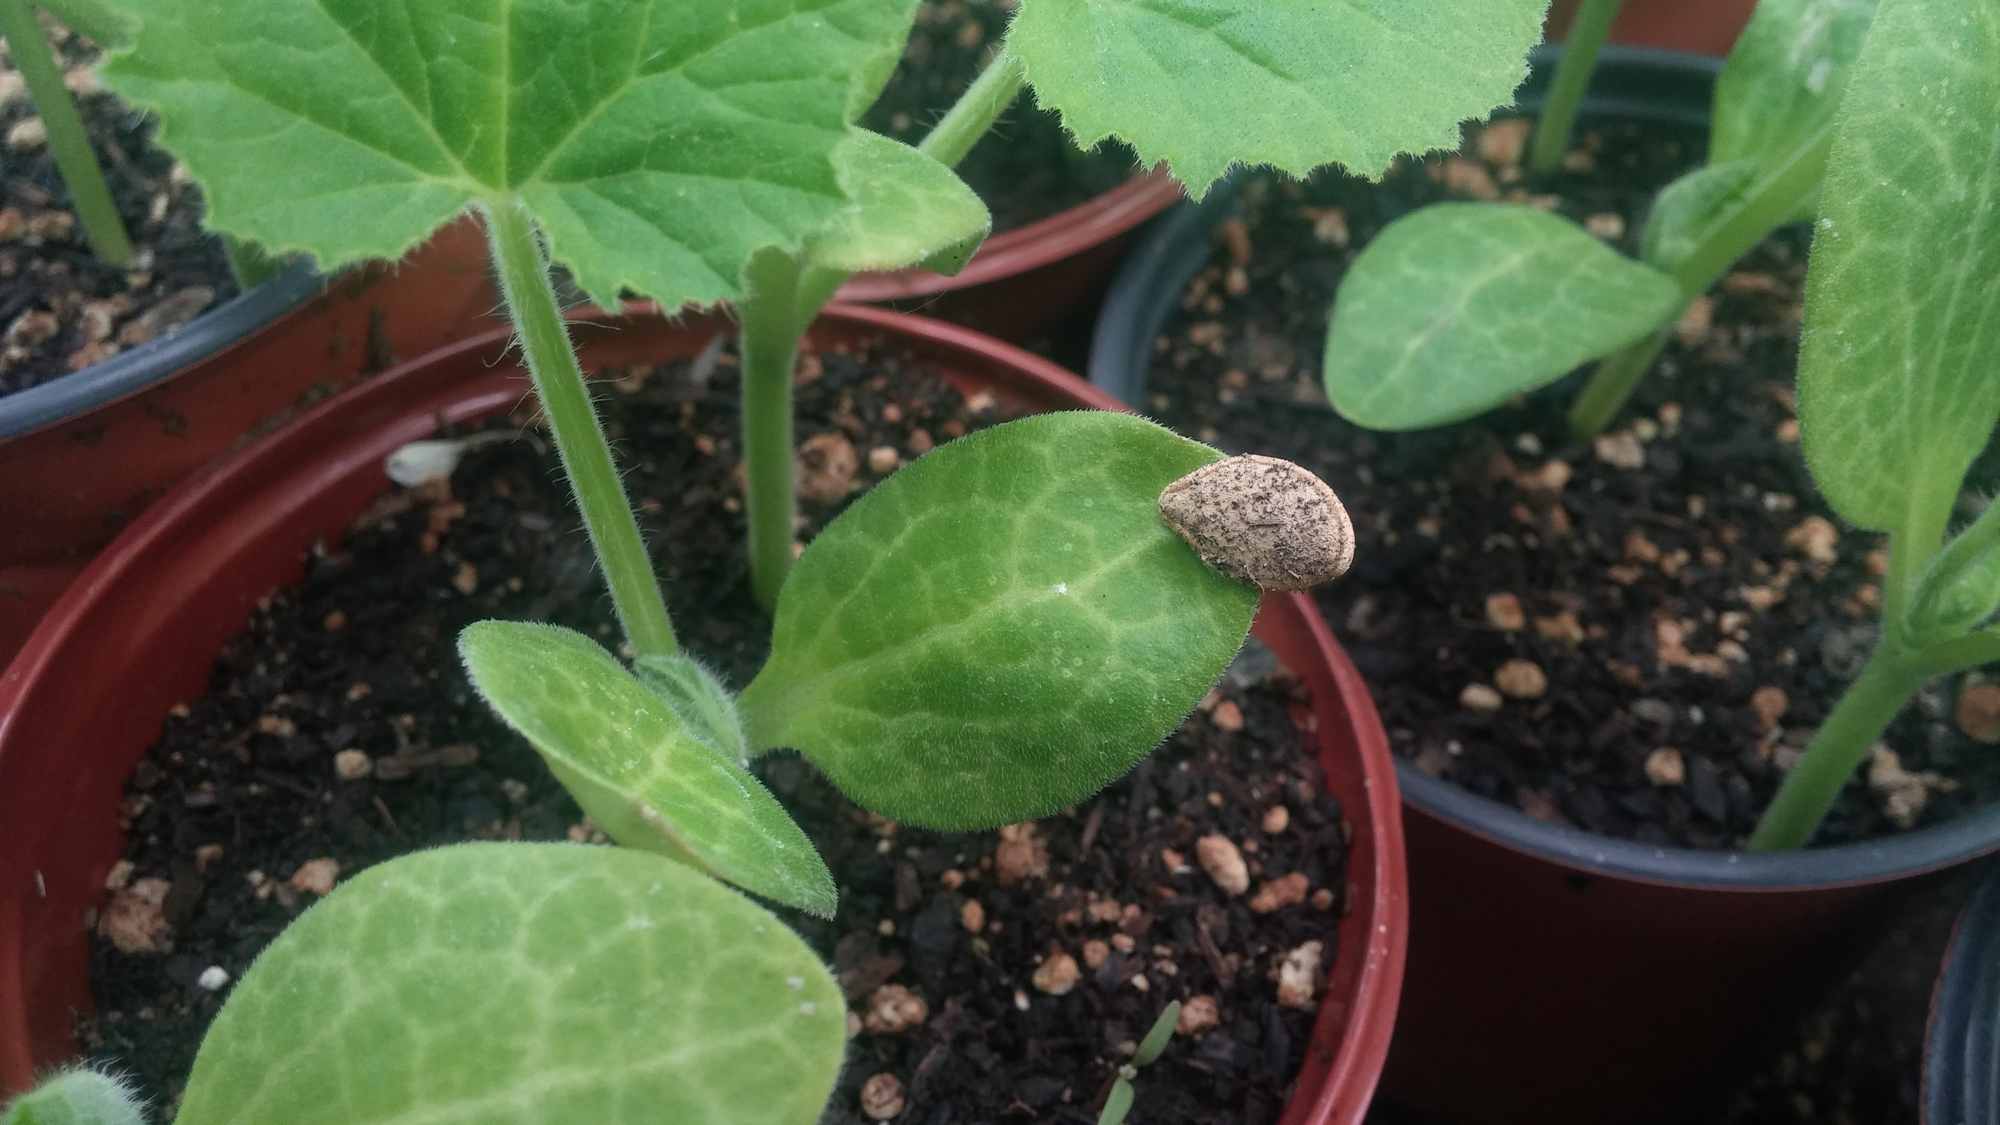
xmin=1926 ymin=860 xmax=2000 ymax=1125
xmin=1087 ymin=42 xmax=2000 ymax=893
xmin=0 ymin=258 xmax=322 ymax=441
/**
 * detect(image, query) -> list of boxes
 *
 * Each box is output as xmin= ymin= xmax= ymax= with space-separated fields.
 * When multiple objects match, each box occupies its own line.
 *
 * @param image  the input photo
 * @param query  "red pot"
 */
xmin=836 ymin=172 xmax=1184 ymax=347
xmin=0 ymin=215 xmax=500 ymax=660
xmin=0 ymin=305 xmax=1405 ymax=1123
xmin=1383 ymin=770 xmax=2000 ymax=1124
xmin=1546 ymin=0 xmax=1755 ymax=57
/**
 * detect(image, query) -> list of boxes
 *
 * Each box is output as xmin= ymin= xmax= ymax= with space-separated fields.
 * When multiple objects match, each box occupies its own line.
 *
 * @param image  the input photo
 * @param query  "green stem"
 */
xmin=1567 ymin=125 xmax=1836 ymax=438
xmin=1529 ymin=0 xmax=1623 ymax=176
xmin=1662 ymin=126 xmax=1835 ymax=296
xmin=1566 ymin=327 xmax=1668 ymax=440
xmin=480 ymin=200 xmax=677 ymax=657
xmin=1748 ymin=646 xmax=1927 ymax=851
xmin=733 ymin=45 xmax=1026 ymax=608
xmin=917 ymin=45 xmax=1026 ymax=168
xmin=0 ymin=0 xmax=131 ymax=265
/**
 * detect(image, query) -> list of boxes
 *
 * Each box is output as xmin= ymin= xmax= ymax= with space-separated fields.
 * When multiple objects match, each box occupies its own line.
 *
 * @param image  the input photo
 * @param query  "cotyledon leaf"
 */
xmin=460 ymin=622 xmax=834 ymax=917
xmin=807 ymin=130 xmax=991 ymax=276
xmin=101 ymin=0 xmax=921 ymax=311
xmin=0 ymin=1070 xmax=146 ymax=1125
xmin=174 ymin=844 xmax=845 ymax=1125
xmin=739 ymin=412 xmax=1259 ymax=830
xmin=1798 ymin=0 xmax=2000 ymax=536
xmin=1325 ymin=203 xmax=1682 ymax=431
xmin=1007 ymin=0 xmax=1548 ymax=198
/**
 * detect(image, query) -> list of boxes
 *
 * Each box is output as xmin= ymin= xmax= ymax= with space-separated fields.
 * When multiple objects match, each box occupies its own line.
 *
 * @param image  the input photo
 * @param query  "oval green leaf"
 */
xmin=461 ymin=622 xmax=834 ymax=918
xmin=1798 ymin=0 xmax=2000 ymax=535
xmin=175 ymin=844 xmax=845 ymax=1125
xmin=1 ymin=1071 xmax=145 ymax=1125
xmin=740 ymin=412 xmax=1258 ymax=829
xmin=103 ymin=0 xmax=921 ymax=311
xmin=1326 ymin=203 xmax=1683 ymax=430
xmin=1008 ymin=0 xmax=1546 ymax=198
xmin=1640 ymin=159 xmax=1761 ymax=271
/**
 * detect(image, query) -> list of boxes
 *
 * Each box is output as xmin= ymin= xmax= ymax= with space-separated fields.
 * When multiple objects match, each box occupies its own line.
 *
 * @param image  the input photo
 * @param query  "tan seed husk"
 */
xmin=1158 ymin=455 xmax=1353 ymax=591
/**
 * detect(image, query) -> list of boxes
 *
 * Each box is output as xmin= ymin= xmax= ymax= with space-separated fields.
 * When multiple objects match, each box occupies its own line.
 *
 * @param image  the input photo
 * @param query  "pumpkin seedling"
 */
xmin=1748 ymin=0 xmax=2000 ymax=849
xmin=1096 ymin=1001 xmax=1182 ymax=1125
xmin=1324 ymin=0 xmax=1877 ymax=439
xmin=48 ymin=0 xmax=1549 ymax=1117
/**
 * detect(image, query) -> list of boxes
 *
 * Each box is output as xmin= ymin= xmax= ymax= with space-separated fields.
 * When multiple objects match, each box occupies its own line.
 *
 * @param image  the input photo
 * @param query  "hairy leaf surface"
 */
xmin=1325 ymin=203 xmax=1681 ymax=430
xmin=104 ymin=0 xmax=920 ymax=309
xmin=1008 ymin=0 xmax=1547 ymax=197
xmin=462 ymin=622 xmax=834 ymax=917
xmin=740 ymin=413 xmax=1258 ymax=829
xmin=1798 ymin=0 xmax=2000 ymax=535
xmin=176 ymin=845 xmax=844 ymax=1125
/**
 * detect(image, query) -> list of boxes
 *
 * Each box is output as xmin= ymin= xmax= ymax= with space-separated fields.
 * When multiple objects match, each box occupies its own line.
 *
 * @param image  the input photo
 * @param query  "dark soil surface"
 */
xmin=0 ymin=16 xmax=235 ymax=397
xmin=1142 ymin=116 xmax=2000 ymax=853
xmin=84 ymin=337 xmax=1351 ymax=1123
xmin=862 ymin=0 xmax=1139 ymax=235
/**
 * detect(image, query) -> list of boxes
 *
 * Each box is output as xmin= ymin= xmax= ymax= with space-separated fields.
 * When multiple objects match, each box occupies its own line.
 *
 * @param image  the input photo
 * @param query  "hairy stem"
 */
xmin=480 ymin=201 xmax=677 ymax=657
xmin=0 ymin=0 xmax=132 ymax=265
xmin=734 ymin=46 xmax=1025 ymax=607
xmin=1566 ymin=327 xmax=1668 ymax=440
xmin=1529 ymin=0 xmax=1623 ymax=176
xmin=1748 ymin=646 xmax=1926 ymax=851
xmin=917 ymin=45 xmax=1026 ymax=168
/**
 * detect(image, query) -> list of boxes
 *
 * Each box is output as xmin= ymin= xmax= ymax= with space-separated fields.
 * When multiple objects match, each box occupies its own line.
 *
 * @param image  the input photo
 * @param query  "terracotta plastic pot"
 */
xmin=1087 ymin=45 xmax=2000 ymax=1124
xmin=0 ymin=304 xmax=1405 ymax=1123
xmin=836 ymin=171 xmax=1185 ymax=348
xmin=1548 ymin=0 xmax=1755 ymax=57
xmin=0 ymin=216 xmax=500 ymax=659
xmin=1926 ymin=862 xmax=2000 ymax=1125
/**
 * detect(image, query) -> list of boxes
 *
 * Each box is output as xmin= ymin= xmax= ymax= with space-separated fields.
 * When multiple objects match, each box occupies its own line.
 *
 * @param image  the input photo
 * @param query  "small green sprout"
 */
xmin=1097 ymin=1001 xmax=1182 ymax=1125
xmin=24 ymin=0 xmax=1552 ymax=1118
xmin=1325 ymin=0 xmax=1878 ymax=439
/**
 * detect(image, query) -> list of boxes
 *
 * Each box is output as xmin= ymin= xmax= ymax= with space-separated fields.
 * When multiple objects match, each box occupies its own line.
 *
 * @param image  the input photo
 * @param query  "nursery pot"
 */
xmin=835 ymin=171 xmax=1185 ymax=348
xmin=1087 ymin=45 xmax=2000 ymax=1124
xmin=0 ymin=216 xmax=500 ymax=659
xmin=1925 ymin=862 xmax=2000 ymax=1125
xmin=0 ymin=305 xmax=1406 ymax=1124
xmin=1546 ymin=0 xmax=1756 ymax=57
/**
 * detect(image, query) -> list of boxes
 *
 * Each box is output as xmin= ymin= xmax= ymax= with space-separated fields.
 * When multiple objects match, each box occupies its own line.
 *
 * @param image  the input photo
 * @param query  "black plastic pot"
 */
xmin=1927 ymin=863 xmax=2000 ymax=1125
xmin=1088 ymin=45 xmax=2000 ymax=1124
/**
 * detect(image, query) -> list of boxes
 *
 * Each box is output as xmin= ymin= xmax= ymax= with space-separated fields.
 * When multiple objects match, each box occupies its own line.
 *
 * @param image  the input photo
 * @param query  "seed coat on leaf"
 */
xmin=1158 ymin=456 xmax=1354 ymax=591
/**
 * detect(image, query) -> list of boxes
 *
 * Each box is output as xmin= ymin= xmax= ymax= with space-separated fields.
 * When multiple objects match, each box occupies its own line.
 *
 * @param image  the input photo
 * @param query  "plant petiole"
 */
xmin=0 ymin=0 xmax=133 ymax=265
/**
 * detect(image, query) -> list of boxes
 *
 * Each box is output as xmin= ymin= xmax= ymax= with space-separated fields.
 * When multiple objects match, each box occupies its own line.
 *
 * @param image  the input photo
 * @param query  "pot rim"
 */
xmin=836 ymin=171 xmax=1186 ymax=302
xmin=0 ymin=259 xmax=322 ymax=442
xmin=0 ymin=303 xmax=1405 ymax=1124
xmin=1924 ymin=860 xmax=2000 ymax=1125
xmin=1084 ymin=42 xmax=2000 ymax=892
